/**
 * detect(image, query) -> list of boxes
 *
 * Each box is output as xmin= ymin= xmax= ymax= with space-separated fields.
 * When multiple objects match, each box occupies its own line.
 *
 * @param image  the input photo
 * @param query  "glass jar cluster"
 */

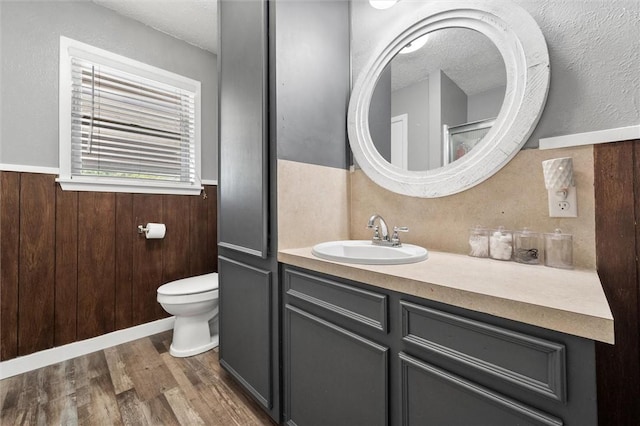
xmin=468 ymin=226 xmax=573 ymax=269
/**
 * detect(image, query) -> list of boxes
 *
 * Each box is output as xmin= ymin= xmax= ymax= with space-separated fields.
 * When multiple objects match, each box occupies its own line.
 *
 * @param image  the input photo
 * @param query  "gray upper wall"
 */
xmin=468 ymin=86 xmax=505 ymax=123
xmin=392 ymin=79 xmax=430 ymax=171
xmin=369 ymin=65 xmax=392 ymax=162
xmin=273 ymin=0 xmax=351 ymax=170
xmin=0 ymin=1 xmax=218 ymax=181
xmin=352 ymin=0 xmax=639 ymax=149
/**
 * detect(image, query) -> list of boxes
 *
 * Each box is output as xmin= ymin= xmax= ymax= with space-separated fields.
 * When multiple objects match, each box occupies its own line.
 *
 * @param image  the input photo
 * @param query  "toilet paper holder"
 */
xmin=137 ymin=223 xmax=166 ymax=239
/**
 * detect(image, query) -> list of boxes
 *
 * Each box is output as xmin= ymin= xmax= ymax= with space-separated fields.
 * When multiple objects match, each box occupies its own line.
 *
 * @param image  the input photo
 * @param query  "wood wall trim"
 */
xmin=1 ymin=172 xmax=20 ymax=360
xmin=189 ymin=194 xmax=210 ymax=276
xmin=594 ymin=140 xmax=640 ymax=425
xmin=18 ymin=173 xmax=56 ymax=355
xmin=115 ymin=193 xmax=134 ymax=330
xmin=0 ymin=173 xmax=218 ymax=361
xmin=636 ymin=142 xmax=640 ymax=353
xmin=78 ymin=192 xmax=117 ymax=340
xmin=207 ymin=188 xmax=218 ymax=274
xmin=162 ymin=195 xmax=191 ymax=284
xmin=55 ymin=186 xmax=78 ymax=346
xmin=132 ymin=194 xmax=165 ymax=325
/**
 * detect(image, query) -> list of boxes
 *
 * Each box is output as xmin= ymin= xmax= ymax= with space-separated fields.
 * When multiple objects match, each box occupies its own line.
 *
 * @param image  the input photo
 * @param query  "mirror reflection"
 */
xmin=368 ymin=28 xmax=506 ymax=171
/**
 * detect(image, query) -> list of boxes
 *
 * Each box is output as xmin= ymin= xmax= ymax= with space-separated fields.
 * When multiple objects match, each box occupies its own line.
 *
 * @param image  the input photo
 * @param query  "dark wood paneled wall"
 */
xmin=0 ymin=172 xmax=217 ymax=361
xmin=594 ymin=140 xmax=640 ymax=425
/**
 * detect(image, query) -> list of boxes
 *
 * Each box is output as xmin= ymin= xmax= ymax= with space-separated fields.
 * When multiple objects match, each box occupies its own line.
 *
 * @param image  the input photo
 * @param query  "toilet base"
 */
xmin=170 ymin=334 xmax=219 ymax=358
xmin=169 ymin=311 xmax=219 ymax=358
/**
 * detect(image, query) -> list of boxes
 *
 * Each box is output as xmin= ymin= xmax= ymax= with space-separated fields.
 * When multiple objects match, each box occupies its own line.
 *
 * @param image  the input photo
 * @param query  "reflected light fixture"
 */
xmin=400 ymin=34 xmax=429 ymax=54
xmin=369 ymin=0 xmax=399 ymax=10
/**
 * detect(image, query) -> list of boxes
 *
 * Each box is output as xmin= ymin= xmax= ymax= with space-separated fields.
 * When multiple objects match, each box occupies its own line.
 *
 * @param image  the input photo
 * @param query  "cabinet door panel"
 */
xmin=285 ymin=305 xmax=388 ymax=426
xmin=285 ymin=267 xmax=388 ymax=332
xmin=218 ymin=0 xmax=268 ymax=257
xmin=401 ymin=301 xmax=566 ymax=402
xmin=219 ymin=256 xmax=272 ymax=409
xmin=399 ymin=352 xmax=563 ymax=426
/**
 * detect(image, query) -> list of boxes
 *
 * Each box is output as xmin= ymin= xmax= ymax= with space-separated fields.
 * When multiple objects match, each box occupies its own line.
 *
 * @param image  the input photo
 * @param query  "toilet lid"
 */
xmin=157 ymin=273 xmax=219 ymax=296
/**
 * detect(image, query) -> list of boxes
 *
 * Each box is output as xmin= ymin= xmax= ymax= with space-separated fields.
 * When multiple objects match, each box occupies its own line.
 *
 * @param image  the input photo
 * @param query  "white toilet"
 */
xmin=157 ymin=272 xmax=219 ymax=357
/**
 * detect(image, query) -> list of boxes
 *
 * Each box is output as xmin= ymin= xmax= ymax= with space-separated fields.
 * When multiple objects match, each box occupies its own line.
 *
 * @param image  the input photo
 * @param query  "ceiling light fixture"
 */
xmin=369 ymin=0 xmax=399 ymax=10
xmin=399 ymin=34 xmax=429 ymax=54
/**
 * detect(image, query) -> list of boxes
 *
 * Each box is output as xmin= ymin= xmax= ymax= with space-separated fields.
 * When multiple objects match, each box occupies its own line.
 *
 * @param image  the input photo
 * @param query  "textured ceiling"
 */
xmin=391 ymin=27 xmax=506 ymax=95
xmin=92 ymin=0 xmax=218 ymax=53
xmin=90 ymin=1 xmax=504 ymax=95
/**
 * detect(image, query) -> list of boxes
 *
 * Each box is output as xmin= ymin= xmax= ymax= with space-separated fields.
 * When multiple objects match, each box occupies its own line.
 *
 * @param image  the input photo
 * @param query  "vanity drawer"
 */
xmin=284 ymin=267 xmax=388 ymax=332
xmin=399 ymin=352 xmax=563 ymax=426
xmin=400 ymin=301 xmax=566 ymax=402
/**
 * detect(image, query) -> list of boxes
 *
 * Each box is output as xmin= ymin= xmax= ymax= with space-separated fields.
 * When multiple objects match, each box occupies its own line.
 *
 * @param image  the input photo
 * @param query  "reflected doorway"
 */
xmin=391 ymin=114 xmax=408 ymax=169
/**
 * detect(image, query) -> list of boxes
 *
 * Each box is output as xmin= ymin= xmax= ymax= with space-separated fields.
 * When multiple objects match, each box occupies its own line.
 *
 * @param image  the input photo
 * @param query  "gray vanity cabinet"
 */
xmin=218 ymin=0 xmax=268 ymax=257
xmin=218 ymin=0 xmax=350 ymax=421
xmin=217 ymin=0 xmax=280 ymax=421
xmin=282 ymin=265 xmax=599 ymax=426
xmin=284 ymin=268 xmax=390 ymax=426
xmin=218 ymin=257 xmax=273 ymax=409
xmin=285 ymin=305 xmax=388 ymax=426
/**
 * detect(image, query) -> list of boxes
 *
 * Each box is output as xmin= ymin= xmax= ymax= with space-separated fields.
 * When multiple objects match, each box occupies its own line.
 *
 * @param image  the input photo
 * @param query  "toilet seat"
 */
xmin=157 ymin=289 xmax=218 ymax=305
xmin=157 ymin=272 xmax=219 ymax=296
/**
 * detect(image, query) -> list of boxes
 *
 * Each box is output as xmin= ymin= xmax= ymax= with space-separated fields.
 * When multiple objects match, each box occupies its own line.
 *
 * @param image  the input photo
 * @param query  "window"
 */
xmin=58 ymin=36 xmax=202 ymax=195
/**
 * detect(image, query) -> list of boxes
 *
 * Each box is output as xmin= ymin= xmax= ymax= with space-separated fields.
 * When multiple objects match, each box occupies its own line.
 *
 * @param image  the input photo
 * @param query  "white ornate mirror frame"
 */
xmin=347 ymin=1 xmax=550 ymax=198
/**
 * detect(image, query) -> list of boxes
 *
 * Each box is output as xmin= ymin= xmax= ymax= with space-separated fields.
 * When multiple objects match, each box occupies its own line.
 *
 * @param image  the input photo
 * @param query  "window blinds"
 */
xmin=70 ymin=58 xmax=197 ymax=183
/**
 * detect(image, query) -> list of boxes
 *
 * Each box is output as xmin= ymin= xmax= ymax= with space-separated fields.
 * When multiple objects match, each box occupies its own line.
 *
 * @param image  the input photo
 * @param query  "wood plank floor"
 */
xmin=0 ymin=331 xmax=277 ymax=425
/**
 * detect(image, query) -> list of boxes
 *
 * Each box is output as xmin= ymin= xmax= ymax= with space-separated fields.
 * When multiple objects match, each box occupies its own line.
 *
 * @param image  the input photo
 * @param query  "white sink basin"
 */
xmin=311 ymin=240 xmax=428 ymax=265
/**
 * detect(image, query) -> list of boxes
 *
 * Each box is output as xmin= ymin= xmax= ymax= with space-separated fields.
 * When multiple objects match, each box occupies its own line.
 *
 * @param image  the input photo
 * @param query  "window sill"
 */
xmin=56 ymin=177 xmax=204 ymax=196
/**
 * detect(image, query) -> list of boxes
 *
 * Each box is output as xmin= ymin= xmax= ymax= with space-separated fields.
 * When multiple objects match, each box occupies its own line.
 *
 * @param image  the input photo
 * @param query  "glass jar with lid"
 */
xmin=544 ymin=229 xmax=573 ymax=269
xmin=468 ymin=225 xmax=489 ymax=258
xmin=513 ymin=228 xmax=542 ymax=265
xmin=489 ymin=226 xmax=513 ymax=261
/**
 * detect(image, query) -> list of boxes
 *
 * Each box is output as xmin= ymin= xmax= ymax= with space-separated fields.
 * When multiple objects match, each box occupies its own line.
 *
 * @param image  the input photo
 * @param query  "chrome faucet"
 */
xmin=367 ymin=214 xmax=408 ymax=247
xmin=367 ymin=214 xmax=389 ymax=243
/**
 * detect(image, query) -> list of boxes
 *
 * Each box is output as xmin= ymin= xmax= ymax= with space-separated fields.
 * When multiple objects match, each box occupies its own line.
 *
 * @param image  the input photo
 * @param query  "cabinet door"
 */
xmin=218 ymin=0 xmax=268 ymax=257
xmin=285 ymin=304 xmax=388 ymax=426
xmin=219 ymin=256 xmax=272 ymax=409
xmin=399 ymin=352 xmax=563 ymax=426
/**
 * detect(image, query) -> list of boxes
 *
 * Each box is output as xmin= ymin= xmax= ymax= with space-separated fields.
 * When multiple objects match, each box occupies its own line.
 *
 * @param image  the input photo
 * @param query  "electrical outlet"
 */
xmin=548 ymin=187 xmax=578 ymax=217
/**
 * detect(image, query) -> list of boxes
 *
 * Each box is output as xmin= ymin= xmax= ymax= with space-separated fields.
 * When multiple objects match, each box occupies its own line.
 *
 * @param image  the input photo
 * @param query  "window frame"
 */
xmin=58 ymin=36 xmax=203 ymax=195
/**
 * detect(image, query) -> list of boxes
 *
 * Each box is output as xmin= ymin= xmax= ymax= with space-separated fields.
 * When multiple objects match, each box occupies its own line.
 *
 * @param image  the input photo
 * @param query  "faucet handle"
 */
xmin=369 ymin=225 xmax=381 ymax=241
xmin=391 ymin=226 xmax=409 ymax=246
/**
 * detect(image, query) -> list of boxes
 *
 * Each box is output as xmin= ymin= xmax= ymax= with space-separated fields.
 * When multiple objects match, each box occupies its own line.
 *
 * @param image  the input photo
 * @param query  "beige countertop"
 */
xmin=278 ymin=247 xmax=614 ymax=344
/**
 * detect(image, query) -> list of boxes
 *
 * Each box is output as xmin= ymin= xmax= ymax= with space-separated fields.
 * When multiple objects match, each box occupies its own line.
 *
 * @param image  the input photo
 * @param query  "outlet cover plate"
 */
xmin=548 ymin=187 xmax=578 ymax=217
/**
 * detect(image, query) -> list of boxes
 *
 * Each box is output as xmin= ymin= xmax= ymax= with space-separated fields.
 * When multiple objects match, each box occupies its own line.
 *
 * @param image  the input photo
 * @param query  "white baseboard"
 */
xmin=0 ymin=317 xmax=175 ymax=380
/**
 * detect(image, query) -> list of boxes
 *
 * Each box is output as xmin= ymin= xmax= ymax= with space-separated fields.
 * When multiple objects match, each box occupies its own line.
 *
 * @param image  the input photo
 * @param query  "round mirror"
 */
xmin=368 ymin=28 xmax=506 ymax=172
xmin=348 ymin=1 xmax=549 ymax=198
